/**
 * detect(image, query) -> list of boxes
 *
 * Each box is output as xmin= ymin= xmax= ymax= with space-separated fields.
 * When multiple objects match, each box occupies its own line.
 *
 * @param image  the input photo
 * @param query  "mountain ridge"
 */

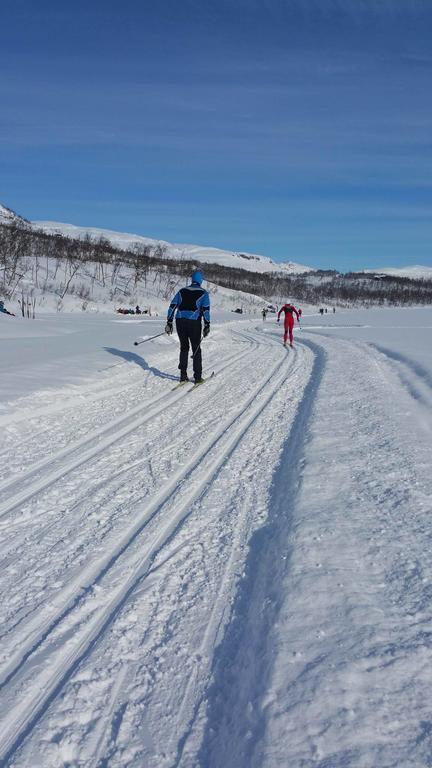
xmin=0 ymin=203 xmax=30 ymax=227
xmin=32 ymin=219 xmax=313 ymax=276
xmin=1 ymin=203 xmax=431 ymax=280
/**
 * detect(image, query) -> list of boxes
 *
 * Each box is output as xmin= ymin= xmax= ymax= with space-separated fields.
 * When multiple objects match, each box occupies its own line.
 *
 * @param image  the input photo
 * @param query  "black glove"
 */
xmin=165 ymin=321 xmax=173 ymax=335
xmin=203 ymin=322 xmax=210 ymax=338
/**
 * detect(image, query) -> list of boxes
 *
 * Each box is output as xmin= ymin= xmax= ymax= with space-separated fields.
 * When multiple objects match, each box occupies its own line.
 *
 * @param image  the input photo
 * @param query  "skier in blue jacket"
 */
xmin=166 ymin=270 xmax=210 ymax=383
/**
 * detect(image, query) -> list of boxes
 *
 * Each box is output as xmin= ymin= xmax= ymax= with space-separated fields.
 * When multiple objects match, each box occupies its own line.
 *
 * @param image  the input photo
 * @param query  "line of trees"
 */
xmin=1 ymin=221 xmax=432 ymax=307
xmin=181 ymin=262 xmax=432 ymax=306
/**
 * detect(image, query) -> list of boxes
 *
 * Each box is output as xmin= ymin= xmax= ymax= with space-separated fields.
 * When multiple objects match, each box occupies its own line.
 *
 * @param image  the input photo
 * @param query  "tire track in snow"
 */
xmin=0 ymin=330 xmax=295 ymax=765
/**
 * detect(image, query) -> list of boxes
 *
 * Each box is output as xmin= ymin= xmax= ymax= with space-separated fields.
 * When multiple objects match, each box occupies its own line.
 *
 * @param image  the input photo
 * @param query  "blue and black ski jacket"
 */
xmin=167 ymin=282 xmax=211 ymax=323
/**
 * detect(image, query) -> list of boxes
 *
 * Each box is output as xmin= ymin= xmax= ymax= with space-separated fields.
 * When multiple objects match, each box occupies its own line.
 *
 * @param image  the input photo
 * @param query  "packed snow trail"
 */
xmin=198 ymin=330 xmax=432 ymax=768
xmin=0 ymin=336 xmax=254 ymax=519
xmin=0 ymin=323 xmax=314 ymax=766
xmin=2 ymin=310 xmax=432 ymax=767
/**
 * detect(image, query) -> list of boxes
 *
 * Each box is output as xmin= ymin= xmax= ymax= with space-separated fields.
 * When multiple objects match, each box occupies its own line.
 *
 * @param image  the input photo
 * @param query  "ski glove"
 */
xmin=203 ymin=322 xmax=210 ymax=338
xmin=165 ymin=321 xmax=173 ymax=335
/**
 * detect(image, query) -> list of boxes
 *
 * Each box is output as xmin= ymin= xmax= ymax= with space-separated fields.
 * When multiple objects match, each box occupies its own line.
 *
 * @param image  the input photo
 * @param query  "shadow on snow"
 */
xmin=103 ymin=347 xmax=177 ymax=381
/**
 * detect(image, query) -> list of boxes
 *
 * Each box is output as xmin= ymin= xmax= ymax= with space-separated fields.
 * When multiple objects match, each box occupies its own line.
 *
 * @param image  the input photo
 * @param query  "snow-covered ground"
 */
xmin=1 ymin=306 xmax=432 ymax=767
xmin=363 ymin=266 xmax=432 ymax=280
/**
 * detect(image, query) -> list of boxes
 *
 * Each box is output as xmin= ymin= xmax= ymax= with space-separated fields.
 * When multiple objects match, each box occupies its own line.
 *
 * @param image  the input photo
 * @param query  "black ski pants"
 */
xmin=176 ymin=318 xmax=202 ymax=379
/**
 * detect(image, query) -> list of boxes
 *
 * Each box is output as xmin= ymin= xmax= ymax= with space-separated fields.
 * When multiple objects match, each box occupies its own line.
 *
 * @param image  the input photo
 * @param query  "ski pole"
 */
xmin=191 ymin=338 xmax=203 ymax=359
xmin=133 ymin=331 xmax=166 ymax=346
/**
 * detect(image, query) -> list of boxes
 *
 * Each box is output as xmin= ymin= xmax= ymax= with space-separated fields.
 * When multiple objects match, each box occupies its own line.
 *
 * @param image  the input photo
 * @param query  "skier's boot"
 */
xmin=180 ymin=371 xmax=189 ymax=382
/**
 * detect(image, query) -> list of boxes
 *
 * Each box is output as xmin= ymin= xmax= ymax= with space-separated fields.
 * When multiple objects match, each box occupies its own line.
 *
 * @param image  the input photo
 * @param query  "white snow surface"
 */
xmin=0 ymin=203 xmax=29 ymax=228
xmin=32 ymin=220 xmax=313 ymax=275
xmin=1 ymin=307 xmax=432 ymax=767
xmin=363 ymin=265 xmax=432 ymax=280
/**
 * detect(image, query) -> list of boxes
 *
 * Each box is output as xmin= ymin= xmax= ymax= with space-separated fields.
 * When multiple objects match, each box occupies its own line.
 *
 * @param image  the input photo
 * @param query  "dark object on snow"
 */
xmin=0 ymin=300 xmax=15 ymax=316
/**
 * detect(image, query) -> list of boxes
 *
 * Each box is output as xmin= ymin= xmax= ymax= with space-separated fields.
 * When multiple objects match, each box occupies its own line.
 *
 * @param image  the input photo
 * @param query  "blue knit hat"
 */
xmin=191 ymin=269 xmax=204 ymax=285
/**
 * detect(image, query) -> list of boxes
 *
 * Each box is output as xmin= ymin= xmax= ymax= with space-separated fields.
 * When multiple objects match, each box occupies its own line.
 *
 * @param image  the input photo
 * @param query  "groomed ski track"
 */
xmin=2 ymin=317 xmax=432 ymax=767
xmin=1 ymin=323 xmax=312 ymax=766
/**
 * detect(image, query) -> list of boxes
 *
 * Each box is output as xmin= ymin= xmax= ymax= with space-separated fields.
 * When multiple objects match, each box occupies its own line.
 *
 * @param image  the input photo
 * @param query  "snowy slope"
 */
xmin=0 ymin=203 xmax=30 ymax=227
xmin=33 ymin=219 xmax=313 ymax=275
xmin=1 ymin=307 xmax=432 ymax=767
xmin=1 ymin=252 xmax=270 ymax=319
xmin=363 ymin=265 xmax=432 ymax=279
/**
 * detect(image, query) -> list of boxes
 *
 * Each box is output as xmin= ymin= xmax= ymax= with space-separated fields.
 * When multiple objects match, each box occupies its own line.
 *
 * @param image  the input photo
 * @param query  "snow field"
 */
xmin=0 ymin=323 xmax=314 ymax=766
xmin=251 ymin=336 xmax=432 ymax=767
xmin=1 ymin=308 xmax=432 ymax=767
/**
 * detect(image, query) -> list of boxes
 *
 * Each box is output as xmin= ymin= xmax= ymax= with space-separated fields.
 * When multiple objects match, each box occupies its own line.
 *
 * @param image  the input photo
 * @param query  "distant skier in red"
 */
xmin=277 ymin=302 xmax=300 ymax=347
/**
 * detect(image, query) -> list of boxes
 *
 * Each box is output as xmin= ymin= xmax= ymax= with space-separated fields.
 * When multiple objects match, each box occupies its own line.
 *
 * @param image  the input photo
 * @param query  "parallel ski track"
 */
xmin=0 ymin=334 xmax=257 ymax=581
xmin=0 ymin=333 xmax=257 ymax=524
xmin=0 ymin=334 xmax=229 ymax=467
xmin=0 ymin=330 xmax=304 ymax=765
xmin=172 ymin=338 xmax=314 ymax=767
xmin=0 ymin=327 xmax=269 ymax=656
xmin=0 ymin=373 xmax=148 ymax=472
xmin=0 ymin=334 xmax=258 ymax=582
xmin=0 ymin=364 xmax=144 ymax=429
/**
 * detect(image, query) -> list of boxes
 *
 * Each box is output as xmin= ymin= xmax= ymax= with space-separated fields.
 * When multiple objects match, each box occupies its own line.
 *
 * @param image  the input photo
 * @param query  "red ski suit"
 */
xmin=277 ymin=303 xmax=299 ymax=345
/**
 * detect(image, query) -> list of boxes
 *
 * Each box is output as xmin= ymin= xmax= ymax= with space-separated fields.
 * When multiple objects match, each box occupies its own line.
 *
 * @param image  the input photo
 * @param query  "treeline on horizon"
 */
xmin=1 ymin=221 xmax=432 ymax=307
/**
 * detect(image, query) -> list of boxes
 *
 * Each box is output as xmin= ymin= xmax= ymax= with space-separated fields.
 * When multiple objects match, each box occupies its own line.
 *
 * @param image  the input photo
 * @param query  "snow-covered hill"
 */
xmin=3 ymin=204 xmax=432 ymax=281
xmin=33 ymin=220 xmax=313 ymax=275
xmin=0 ymin=203 xmax=30 ymax=228
xmin=1 ymin=249 xmax=271 ymax=317
xmin=363 ymin=265 xmax=432 ymax=280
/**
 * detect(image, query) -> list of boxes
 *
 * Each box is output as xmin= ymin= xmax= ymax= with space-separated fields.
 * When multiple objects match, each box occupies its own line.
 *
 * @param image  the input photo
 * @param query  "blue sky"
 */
xmin=1 ymin=0 xmax=432 ymax=271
